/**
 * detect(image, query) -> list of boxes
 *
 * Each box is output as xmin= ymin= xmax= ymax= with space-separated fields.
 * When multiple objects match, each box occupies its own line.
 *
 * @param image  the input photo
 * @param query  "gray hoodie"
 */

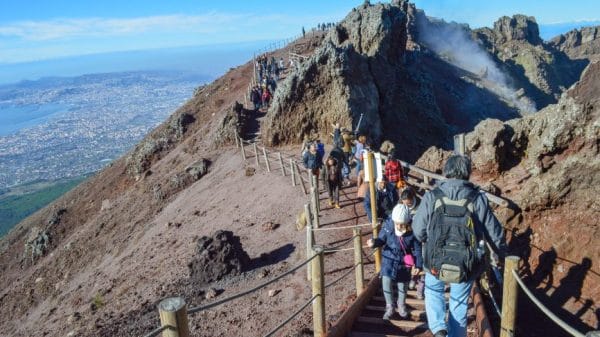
xmin=412 ymin=179 xmax=507 ymax=259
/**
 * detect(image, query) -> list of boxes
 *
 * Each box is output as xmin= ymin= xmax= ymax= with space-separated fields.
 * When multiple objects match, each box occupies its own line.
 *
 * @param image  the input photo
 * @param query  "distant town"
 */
xmin=0 ymin=71 xmax=210 ymax=190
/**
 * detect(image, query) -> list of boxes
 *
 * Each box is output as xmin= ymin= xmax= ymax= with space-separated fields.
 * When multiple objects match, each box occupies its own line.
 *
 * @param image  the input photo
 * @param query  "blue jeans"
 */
xmin=424 ymin=273 xmax=473 ymax=337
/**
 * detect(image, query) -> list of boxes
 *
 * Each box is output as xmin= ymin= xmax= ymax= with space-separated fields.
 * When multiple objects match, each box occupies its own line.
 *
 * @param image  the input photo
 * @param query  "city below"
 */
xmin=0 ymin=71 xmax=210 ymax=190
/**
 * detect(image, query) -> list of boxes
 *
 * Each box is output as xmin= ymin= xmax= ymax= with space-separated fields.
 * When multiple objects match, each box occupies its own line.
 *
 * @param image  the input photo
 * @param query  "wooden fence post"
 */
xmin=278 ymin=152 xmax=286 ymax=176
xmin=312 ymin=246 xmax=326 ymax=337
xmin=500 ymin=256 xmax=520 ymax=337
xmin=353 ymin=228 xmax=364 ymax=296
xmin=290 ymin=159 xmax=297 ymax=186
xmin=423 ymin=175 xmax=430 ymax=186
xmin=367 ymin=151 xmax=382 ymax=272
xmin=305 ymin=203 xmax=314 ymax=281
xmin=262 ymin=147 xmax=271 ymax=172
xmin=234 ymin=130 xmax=240 ymax=148
xmin=311 ymin=174 xmax=320 ymax=212
xmin=296 ymin=162 xmax=308 ymax=195
xmin=311 ymin=187 xmax=320 ymax=229
xmin=253 ymin=143 xmax=260 ymax=167
xmin=158 ymin=297 xmax=190 ymax=337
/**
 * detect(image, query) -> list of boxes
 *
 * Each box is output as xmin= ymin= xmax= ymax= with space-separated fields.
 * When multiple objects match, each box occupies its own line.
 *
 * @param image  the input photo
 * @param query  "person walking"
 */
xmin=412 ymin=155 xmax=507 ymax=337
xmin=325 ymin=155 xmax=342 ymax=208
xmin=303 ymin=143 xmax=323 ymax=190
xmin=364 ymin=178 xmax=398 ymax=223
xmin=367 ymin=204 xmax=422 ymax=321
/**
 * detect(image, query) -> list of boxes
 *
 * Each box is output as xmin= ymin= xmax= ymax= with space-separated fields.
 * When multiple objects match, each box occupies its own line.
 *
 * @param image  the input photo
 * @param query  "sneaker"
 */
xmin=397 ymin=303 xmax=408 ymax=319
xmin=382 ymin=304 xmax=394 ymax=321
xmin=334 ymin=203 xmax=341 ymax=209
xmin=433 ymin=330 xmax=448 ymax=337
xmin=408 ymin=279 xmax=416 ymax=290
xmin=416 ymin=292 xmax=424 ymax=300
xmin=328 ymin=200 xmax=334 ymax=206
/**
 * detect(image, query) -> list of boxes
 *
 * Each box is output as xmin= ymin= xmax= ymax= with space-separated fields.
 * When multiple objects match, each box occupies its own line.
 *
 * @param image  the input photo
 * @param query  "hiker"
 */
xmin=413 ymin=155 xmax=507 ymax=337
xmin=384 ymin=152 xmax=406 ymax=190
xmin=303 ymin=143 xmax=323 ymax=188
xmin=353 ymin=134 xmax=367 ymax=178
xmin=251 ymin=86 xmax=261 ymax=111
xmin=367 ymin=204 xmax=422 ymax=321
xmin=261 ymin=88 xmax=272 ymax=108
xmin=364 ymin=178 xmax=398 ymax=223
xmin=325 ymin=155 xmax=342 ymax=208
xmin=400 ymin=186 xmax=424 ymax=299
xmin=400 ymin=186 xmax=419 ymax=216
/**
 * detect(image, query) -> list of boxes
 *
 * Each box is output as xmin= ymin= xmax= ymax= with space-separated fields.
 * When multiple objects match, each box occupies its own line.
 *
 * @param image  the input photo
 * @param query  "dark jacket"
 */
xmin=303 ymin=151 xmax=323 ymax=170
xmin=325 ymin=158 xmax=342 ymax=183
xmin=412 ymin=179 xmax=507 ymax=279
xmin=372 ymin=218 xmax=423 ymax=281
xmin=364 ymin=182 xmax=398 ymax=222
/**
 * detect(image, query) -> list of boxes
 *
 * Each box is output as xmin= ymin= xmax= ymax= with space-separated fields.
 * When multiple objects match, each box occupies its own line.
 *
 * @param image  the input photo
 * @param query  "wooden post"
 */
xmin=305 ymin=203 xmax=314 ymax=281
xmin=353 ymin=228 xmax=364 ymax=296
xmin=423 ymin=175 xmax=430 ymax=186
xmin=262 ymin=147 xmax=271 ymax=172
xmin=290 ymin=159 xmax=297 ymax=186
xmin=157 ymin=297 xmax=190 ymax=337
xmin=278 ymin=152 xmax=286 ymax=176
xmin=311 ymin=174 xmax=320 ymax=212
xmin=500 ymin=256 xmax=520 ymax=337
xmin=367 ymin=152 xmax=382 ymax=272
xmin=240 ymin=139 xmax=247 ymax=161
xmin=253 ymin=143 xmax=260 ymax=167
xmin=312 ymin=246 xmax=326 ymax=337
xmin=234 ymin=130 xmax=240 ymax=148
xmin=296 ymin=162 xmax=308 ymax=195
xmin=311 ymin=187 xmax=320 ymax=229
xmin=459 ymin=133 xmax=466 ymax=155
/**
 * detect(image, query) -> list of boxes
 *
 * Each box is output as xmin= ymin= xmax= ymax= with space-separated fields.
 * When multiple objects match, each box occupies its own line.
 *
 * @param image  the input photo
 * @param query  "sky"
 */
xmin=0 ymin=0 xmax=598 ymax=82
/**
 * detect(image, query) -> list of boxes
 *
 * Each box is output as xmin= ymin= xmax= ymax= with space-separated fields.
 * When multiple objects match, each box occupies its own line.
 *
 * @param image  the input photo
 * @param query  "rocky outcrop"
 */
xmin=416 ymin=61 xmax=600 ymax=330
xmin=188 ymin=230 xmax=250 ymax=285
xmin=493 ymin=15 xmax=543 ymax=45
xmin=550 ymin=26 xmax=600 ymax=61
xmin=262 ymin=2 xmax=523 ymax=162
xmin=474 ymin=15 xmax=587 ymax=109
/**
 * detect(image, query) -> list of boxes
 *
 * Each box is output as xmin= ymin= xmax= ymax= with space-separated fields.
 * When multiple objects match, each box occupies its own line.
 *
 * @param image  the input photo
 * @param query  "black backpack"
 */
xmin=424 ymin=187 xmax=480 ymax=283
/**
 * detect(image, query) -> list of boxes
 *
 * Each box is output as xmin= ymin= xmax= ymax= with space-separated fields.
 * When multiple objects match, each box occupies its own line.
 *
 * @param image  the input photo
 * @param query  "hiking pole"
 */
xmin=354 ymin=113 xmax=364 ymax=136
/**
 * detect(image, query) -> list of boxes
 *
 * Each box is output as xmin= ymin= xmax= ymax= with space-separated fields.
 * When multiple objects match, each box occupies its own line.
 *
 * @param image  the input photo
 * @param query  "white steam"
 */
xmin=416 ymin=16 xmax=537 ymax=114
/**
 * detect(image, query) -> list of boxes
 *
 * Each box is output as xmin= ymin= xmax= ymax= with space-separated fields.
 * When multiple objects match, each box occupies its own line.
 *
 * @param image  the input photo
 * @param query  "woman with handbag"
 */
xmin=367 ymin=204 xmax=422 ymax=320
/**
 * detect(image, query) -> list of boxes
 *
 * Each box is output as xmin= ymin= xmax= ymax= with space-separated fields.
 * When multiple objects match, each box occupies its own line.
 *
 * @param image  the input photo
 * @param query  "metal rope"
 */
xmin=142 ymin=325 xmax=168 ymax=337
xmin=511 ymin=269 xmax=585 ymax=337
xmin=188 ymin=254 xmax=318 ymax=314
xmin=323 ymin=233 xmax=359 ymax=251
xmin=312 ymin=223 xmax=371 ymax=231
xmin=325 ymin=249 xmax=378 ymax=289
xmin=261 ymin=294 xmax=318 ymax=337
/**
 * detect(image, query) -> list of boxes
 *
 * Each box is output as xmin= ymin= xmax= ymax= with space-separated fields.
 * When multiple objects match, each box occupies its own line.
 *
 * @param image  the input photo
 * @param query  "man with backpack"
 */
xmin=412 ymin=155 xmax=507 ymax=337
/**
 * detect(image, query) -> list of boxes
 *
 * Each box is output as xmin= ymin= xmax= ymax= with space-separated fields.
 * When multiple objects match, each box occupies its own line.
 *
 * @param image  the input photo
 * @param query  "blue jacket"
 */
xmin=303 ymin=151 xmax=323 ymax=170
xmin=364 ymin=182 xmax=398 ymax=222
xmin=372 ymin=218 xmax=423 ymax=282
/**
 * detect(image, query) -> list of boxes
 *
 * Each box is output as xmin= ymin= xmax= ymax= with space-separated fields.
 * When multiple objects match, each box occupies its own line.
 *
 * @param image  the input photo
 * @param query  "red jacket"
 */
xmin=384 ymin=159 xmax=404 ymax=183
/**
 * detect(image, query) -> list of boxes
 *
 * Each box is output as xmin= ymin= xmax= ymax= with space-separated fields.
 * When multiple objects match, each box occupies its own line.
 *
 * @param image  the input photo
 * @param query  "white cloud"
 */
xmin=0 ymin=13 xmax=248 ymax=41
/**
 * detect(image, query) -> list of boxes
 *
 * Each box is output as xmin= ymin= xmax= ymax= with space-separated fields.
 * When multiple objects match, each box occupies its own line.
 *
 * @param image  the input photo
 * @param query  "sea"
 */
xmin=0 ymin=103 xmax=68 ymax=136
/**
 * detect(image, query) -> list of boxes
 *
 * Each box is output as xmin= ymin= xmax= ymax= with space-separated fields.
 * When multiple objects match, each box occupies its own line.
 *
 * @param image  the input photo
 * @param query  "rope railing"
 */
xmin=324 ymin=249 xmax=377 ymax=290
xmin=511 ymin=269 xmax=586 ymax=337
xmin=188 ymin=253 xmax=318 ymax=314
xmin=142 ymin=325 xmax=168 ymax=337
xmin=262 ymin=294 xmax=318 ymax=337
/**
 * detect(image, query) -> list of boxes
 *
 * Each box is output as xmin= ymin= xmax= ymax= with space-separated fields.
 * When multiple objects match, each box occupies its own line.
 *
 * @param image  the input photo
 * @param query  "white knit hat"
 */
xmin=391 ymin=204 xmax=410 ymax=224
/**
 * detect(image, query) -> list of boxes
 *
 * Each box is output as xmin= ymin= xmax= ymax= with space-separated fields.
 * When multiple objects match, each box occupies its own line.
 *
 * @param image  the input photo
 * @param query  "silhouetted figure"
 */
xmin=508 ymin=227 xmax=533 ymax=276
xmin=551 ymin=257 xmax=592 ymax=308
xmin=529 ymin=247 xmax=557 ymax=291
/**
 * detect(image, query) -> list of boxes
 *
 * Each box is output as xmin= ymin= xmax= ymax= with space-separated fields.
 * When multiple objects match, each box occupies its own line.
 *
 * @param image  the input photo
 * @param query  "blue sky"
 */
xmin=0 ymin=1 xmax=598 ymax=68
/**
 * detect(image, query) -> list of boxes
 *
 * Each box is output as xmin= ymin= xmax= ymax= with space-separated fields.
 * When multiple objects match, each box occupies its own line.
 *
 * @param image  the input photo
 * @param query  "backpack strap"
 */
xmin=431 ymin=188 xmax=447 ymax=212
